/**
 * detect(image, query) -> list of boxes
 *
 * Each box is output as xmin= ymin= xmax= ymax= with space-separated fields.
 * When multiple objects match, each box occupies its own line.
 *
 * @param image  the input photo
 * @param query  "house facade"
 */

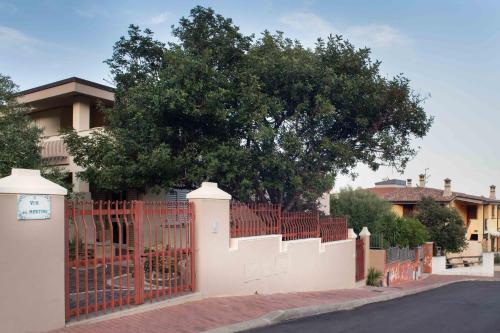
xmin=17 ymin=77 xmax=115 ymax=199
xmin=368 ymin=175 xmax=500 ymax=254
xmin=17 ymin=77 xmax=196 ymax=202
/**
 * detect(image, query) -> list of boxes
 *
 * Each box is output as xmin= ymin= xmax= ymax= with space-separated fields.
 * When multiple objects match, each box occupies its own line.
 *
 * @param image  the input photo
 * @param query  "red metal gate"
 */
xmin=355 ymin=238 xmax=365 ymax=281
xmin=65 ymin=200 xmax=195 ymax=321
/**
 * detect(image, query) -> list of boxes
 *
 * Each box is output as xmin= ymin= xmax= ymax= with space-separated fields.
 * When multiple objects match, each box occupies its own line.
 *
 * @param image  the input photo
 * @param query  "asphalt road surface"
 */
xmin=246 ymin=281 xmax=500 ymax=333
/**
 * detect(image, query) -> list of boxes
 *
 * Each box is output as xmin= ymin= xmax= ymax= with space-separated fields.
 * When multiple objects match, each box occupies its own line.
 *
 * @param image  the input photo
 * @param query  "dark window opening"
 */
xmin=89 ymin=104 xmax=106 ymax=128
xmin=467 ymin=206 xmax=478 ymax=220
xmin=403 ymin=205 xmax=414 ymax=217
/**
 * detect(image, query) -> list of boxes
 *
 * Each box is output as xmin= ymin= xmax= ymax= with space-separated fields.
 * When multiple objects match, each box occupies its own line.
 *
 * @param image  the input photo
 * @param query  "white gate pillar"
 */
xmin=187 ymin=182 xmax=231 ymax=297
xmin=0 ymin=169 xmax=67 ymax=333
xmin=359 ymin=227 xmax=371 ymax=281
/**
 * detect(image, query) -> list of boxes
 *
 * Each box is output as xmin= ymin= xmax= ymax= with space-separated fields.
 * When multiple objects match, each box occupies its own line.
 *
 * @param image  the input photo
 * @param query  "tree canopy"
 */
xmin=64 ymin=6 xmax=432 ymax=209
xmin=0 ymin=74 xmax=43 ymax=177
xmin=331 ymin=187 xmax=428 ymax=247
xmin=330 ymin=187 xmax=393 ymax=233
xmin=415 ymin=197 xmax=467 ymax=253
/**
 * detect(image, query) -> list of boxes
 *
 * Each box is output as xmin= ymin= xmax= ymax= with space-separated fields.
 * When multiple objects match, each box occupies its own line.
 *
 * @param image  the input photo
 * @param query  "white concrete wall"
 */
xmin=220 ymin=236 xmax=355 ymax=296
xmin=188 ymin=182 xmax=357 ymax=298
xmin=432 ymin=252 xmax=494 ymax=277
xmin=447 ymin=240 xmax=483 ymax=258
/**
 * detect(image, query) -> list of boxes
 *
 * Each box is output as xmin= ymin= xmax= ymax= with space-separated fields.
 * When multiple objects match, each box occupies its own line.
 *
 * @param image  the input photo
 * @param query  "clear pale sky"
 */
xmin=1 ymin=0 xmax=499 ymax=196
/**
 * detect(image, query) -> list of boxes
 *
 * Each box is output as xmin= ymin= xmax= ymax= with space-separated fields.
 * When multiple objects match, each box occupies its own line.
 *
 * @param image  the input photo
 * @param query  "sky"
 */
xmin=1 ymin=0 xmax=500 ymax=196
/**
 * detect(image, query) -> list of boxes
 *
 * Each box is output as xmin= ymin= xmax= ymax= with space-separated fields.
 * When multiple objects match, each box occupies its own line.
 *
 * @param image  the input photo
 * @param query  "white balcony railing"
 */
xmin=41 ymin=136 xmax=68 ymax=165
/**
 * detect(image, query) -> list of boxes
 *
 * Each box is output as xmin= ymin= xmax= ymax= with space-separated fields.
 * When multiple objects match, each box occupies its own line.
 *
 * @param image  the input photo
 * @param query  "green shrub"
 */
xmin=415 ymin=197 xmax=467 ymax=254
xmin=366 ymin=267 xmax=383 ymax=286
xmin=495 ymin=253 xmax=500 ymax=265
xmin=375 ymin=214 xmax=428 ymax=248
xmin=330 ymin=187 xmax=393 ymax=234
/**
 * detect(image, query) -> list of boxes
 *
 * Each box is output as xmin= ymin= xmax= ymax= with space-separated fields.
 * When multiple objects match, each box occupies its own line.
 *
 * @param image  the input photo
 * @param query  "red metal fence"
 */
xmin=65 ymin=200 xmax=195 ymax=321
xmin=282 ymin=211 xmax=319 ymax=241
xmin=355 ymin=239 xmax=365 ymax=281
xmin=230 ymin=202 xmax=348 ymax=243
xmin=230 ymin=202 xmax=280 ymax=237
xmin=320 ymin=217 xmax=348 ymax=242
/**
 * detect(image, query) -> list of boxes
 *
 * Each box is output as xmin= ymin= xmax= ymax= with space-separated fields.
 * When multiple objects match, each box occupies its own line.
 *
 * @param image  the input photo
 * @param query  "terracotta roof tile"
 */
xmin=366 ymin=186 xmax=500 ymax=204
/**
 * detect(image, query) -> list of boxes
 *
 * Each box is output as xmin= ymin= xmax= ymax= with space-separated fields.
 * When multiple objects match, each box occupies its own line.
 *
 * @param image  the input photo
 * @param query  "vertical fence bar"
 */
xmin=80 ymin=201 xmax=89 ymax=318
xmin=154 ymin=202 xmax=160 ymax=301
xmin=115 ymin=201 xmax=123 ymax=310
xmin=133 ymin=201 xmax=144 ymax=306
xmin=98 ymin=201 xmax=106 ymax=314
xmin=161 ymin=202 xmax=166 ymax=297
xmin=64 ymin=201 xmax=70 ymax=322
xmin=122 ymin=201 xmax=131 ymax=307
xmin=167 ymin=202 xmax=172 ymax=298
xmin=72 ymin=203 xmax=80 ymax=320
xmin=190 ymin=202 xmax=196 ymax=292
xmin=145 ymin=203 xmax=153 ymax=302
xmin=90 ymin=201 xmax=98 ymax=315
xmin=106 ymin=201 xmax=115 ymax=312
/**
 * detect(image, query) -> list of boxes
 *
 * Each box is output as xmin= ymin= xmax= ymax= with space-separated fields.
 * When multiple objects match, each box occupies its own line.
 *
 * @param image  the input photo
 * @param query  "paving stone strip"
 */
xmin=50 ymin=275 xmax=498 ymax=333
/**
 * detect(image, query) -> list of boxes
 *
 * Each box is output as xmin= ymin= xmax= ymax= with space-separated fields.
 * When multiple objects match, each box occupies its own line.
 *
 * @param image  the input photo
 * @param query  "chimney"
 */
xmin=490 ymin=185 xmax=496 ymax=200
xmin=444 ymin=178 xmax=452 ymax=197
xmin=407 ymin=179 xmax=412 ymax=187
xmin=419 ymin=174 xmax=425 ymax=187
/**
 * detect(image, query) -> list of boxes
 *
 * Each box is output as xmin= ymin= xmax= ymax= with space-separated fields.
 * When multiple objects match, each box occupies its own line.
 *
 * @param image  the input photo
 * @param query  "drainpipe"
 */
xmin=483 ymin=205 xmax=486 ymax=250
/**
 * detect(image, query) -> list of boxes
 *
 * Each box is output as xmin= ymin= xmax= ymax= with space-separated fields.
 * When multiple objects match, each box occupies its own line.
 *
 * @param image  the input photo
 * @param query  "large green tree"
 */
xmin=415 ymin=197 xmax=467 ymax=253
xmin=0 ymin=74 xmax=43 ymax=176
xmin=64 ymin=6 xmax=432 ymax=209
xmin=330 ymin=187 xmax=393 ymax=233
xmin=331 ymin=187 xmax=428 ymax=247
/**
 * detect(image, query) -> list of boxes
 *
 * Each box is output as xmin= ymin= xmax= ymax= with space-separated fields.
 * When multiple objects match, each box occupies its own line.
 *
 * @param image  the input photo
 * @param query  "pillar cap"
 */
xmin=348 ymin=228 xmax=358 ymax=239
xmin=0 ymin=168 xmax=67 ymax=195
xmin=359 ymin=226 xmax=371 ymax=237
xmin=186 ymin=182 xmax=231 ymax=200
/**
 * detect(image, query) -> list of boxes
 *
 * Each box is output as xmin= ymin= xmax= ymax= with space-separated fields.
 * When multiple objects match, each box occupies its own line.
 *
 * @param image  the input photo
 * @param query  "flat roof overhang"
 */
xmin=16 ymin=77 xmax=115 ymax=112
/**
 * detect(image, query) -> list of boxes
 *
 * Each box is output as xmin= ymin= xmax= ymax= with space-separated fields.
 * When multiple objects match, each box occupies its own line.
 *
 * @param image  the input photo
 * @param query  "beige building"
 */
xmin=17 ymin=77 xmax=115 ymax=199
xmin=368 ymin=175 xmax=500 ymax=254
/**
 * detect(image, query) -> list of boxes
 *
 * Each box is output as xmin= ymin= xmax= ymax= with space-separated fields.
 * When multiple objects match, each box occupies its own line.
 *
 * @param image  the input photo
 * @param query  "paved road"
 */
xmin=246 ymin=281 xmax=500 ymax=333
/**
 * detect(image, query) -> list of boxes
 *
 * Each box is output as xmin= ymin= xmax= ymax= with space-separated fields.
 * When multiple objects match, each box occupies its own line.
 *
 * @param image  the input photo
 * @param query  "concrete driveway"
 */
xmin=246 ymin=281 xmax=500 ymax=333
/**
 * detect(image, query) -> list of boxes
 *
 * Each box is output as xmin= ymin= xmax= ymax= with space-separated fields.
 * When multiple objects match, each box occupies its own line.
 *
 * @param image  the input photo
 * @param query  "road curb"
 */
xmin=202 ymin=278 xmax=493 ymax=333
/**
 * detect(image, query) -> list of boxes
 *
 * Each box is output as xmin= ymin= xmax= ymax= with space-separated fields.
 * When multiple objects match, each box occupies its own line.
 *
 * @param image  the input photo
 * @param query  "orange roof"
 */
xmin=366 ymin=186 xmax=500 ymax=204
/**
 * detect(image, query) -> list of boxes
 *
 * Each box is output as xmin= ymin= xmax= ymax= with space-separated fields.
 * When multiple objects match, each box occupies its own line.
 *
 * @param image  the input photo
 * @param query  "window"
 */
xmin=403 ymin=205 xmax=414 ymax=217
xmin=90 ymin=104 xmax=106 ymax=128
xmin=470 ymin=233 xmax=479 ymax=241
xmin=467 ymin=206 xmax=477 ymax=220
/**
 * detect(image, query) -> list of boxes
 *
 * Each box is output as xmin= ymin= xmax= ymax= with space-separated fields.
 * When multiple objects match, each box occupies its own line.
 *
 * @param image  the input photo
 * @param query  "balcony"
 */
xmin=40 ymin=127 xmax=104 ymax=166
xmin=41 ymin=136 xmax=68 ymax=166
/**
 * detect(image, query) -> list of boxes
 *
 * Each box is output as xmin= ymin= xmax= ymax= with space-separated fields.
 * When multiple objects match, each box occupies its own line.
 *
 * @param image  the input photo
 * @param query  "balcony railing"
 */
xmin=41 ymin=137 xmax=68 ymax=165
xmin=40 ymin=127 xmax=104 ymax=166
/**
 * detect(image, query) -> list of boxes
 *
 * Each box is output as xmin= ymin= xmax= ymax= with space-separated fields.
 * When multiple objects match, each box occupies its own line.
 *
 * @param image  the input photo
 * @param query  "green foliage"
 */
xmin=332 ymin=187 xmax=428 ymax=247
xmin=375 ymin=215 xmax=428 ymax=248
xmin=495 ymin=253 xmax=500 ymax=265
xmin=367 ymin=267 xmax=383 ymax=286
xmin=64 ymin=6 xmax=432 ymax=210
xmin=330 ymin=187 xmax=393 ymax=233
xmin=0 ymin=74 xmax=71 ymax=190
xmin=0 ymin=74 xmax=43 ymax=177
xmin=415 ymin=197 xmax=467 ymax=254
xmin=494 ymin=253 xmax=500 ymax=265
